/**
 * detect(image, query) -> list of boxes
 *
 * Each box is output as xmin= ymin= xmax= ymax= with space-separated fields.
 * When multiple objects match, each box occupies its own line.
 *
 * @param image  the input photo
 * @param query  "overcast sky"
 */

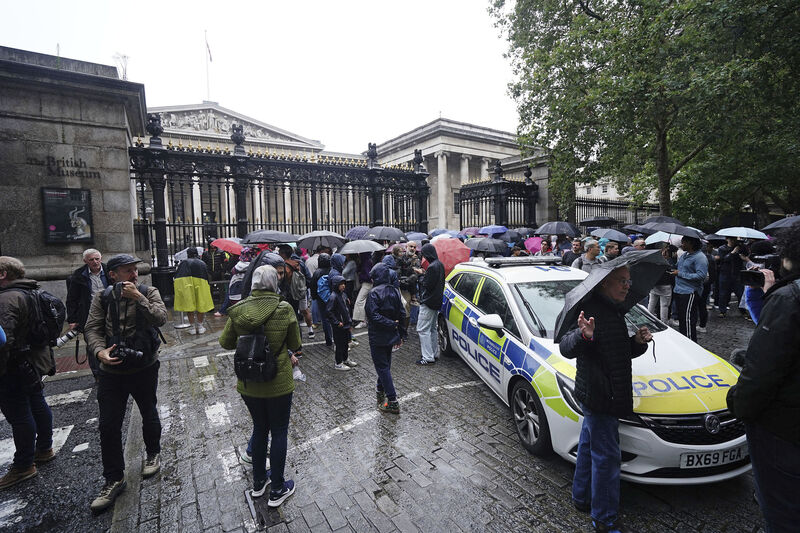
xmin=3 ymin=0 xmax=519 ymax=153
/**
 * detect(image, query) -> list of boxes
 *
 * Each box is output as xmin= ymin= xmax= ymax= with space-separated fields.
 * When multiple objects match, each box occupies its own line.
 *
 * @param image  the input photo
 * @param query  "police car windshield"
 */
xmin=512 ymin=280 xmax=666 ymax=339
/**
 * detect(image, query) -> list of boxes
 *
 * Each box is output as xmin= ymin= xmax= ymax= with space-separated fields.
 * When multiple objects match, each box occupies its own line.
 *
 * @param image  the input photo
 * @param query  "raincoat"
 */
xmin=173 ymin=258 xmax=214 ymax=313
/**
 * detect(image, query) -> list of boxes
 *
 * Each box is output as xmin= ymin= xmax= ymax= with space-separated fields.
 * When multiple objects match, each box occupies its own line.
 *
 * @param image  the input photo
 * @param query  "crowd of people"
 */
xmin=0 ymin=221 xmax=797 ymax=532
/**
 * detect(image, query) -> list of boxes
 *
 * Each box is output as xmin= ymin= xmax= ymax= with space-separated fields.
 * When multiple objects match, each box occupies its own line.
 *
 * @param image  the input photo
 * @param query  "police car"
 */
xmin=438 ymin=256 xmax=750 ymax=484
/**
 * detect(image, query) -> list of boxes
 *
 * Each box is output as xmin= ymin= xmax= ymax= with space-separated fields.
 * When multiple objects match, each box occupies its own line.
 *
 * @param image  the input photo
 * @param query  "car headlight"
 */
xmin=556 ymin=374 xmax=582 ymax=416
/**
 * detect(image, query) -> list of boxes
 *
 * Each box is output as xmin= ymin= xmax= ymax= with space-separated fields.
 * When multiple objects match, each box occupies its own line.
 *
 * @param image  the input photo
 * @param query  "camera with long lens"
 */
xmin=740 ymin=254 xmax=782 ymax=288
xmin=55 ymin=328 xmax=80 ymax=348
xmin=110 ymin=342 xmax=144 ymax=363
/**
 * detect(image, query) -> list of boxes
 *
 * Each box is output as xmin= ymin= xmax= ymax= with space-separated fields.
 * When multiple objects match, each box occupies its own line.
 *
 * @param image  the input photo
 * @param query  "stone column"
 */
xmin=436 ymin=151 xmax=448 ymax=229
xmin=460 ymin=154 xmax=471 ymax=186
xmin=480 ymin=158 xmax=490 ymax=182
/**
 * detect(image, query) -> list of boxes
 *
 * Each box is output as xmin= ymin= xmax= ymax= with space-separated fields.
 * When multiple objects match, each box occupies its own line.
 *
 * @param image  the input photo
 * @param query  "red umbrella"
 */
xmin=431 ymin=238 xmax=471 ymax=276
xmin=210 ymin=238 xmax=243 ymax=255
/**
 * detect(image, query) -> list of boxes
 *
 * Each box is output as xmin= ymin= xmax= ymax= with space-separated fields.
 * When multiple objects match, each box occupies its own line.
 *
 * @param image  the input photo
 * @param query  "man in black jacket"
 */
xmin=727 ymin=224 xmax=800 ymax=532
xmin=559 ymin=266 xmax=651 ymax=533
xmin=66 ymin=249 xmax=109 ymax=377
xmin=415 ymin=244 xmax=444 ymax=366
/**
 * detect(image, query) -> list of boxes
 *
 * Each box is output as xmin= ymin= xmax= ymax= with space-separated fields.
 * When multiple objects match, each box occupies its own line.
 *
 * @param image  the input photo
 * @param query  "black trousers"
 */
xmin=97 ymin=361 xmax=161 ymax=482
xmin=674 ymin=292 xmax=699 ymax=342
xmin=332 ymin=325 xmax=350 ymax=364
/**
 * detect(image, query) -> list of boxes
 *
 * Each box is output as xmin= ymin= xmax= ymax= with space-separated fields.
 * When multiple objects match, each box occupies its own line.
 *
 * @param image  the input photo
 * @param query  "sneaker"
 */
xmin=378 ymin=400 xmax=400 ymax=414
xmin=668 ymin=319 xmax=679 ymax=327
xmin=592 ymin=519 xmax=628 ymax=533
xmin=348 ymin=339 xmax=360 ymax=348
xmin=415 ymin=359 xmax=435 ymax=365
xmin=213 ymin=311 xmax=223 ymax=317
xmin=308 ymin=329 xmax=316 ymax=339
xmin=142 ymin=453 xmax=160 ymax=478
xmin=186 ymin=327 xmax=197 ymax=335
xmin=572 ymin=499 xmax=590 ymax=513
xmin=334 ymin=363 xmax=351 ymax=371
xmin=90 ymin=479 xmax=126 ymax=512
xmin=719 ymin=312 xmax=726 ymax=318
xmin=251 ymin=473 xmax=271 ymax=498
xmin=196 ymin=325 xmax=206 ymax=334
xmin=0 ymin=465 xmax=37 ymax=490
xmin=354 ymin=322 xmax=367 ymax=329
xmin=268 ymin=480 xmax=296 ymax=507
xmin=238 ymin=444 xmax=252 ymax=464
xmin=344 ymin=359 xmax=358 ymax=367
xmin=376 ymin=390 xmax=386 ymax=407
xmin=696 ymin=326 xmax=707 ymax=333
xmin=34 ymin=448 xmax=55 ymax=465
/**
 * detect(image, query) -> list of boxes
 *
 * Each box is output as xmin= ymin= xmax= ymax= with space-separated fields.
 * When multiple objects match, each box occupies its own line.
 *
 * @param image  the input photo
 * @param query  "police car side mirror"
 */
xmin=477 ymin=314 xmax=505 ymax=336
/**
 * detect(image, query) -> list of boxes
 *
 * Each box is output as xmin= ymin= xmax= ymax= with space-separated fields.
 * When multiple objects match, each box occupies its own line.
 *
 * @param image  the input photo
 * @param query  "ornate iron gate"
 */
xmin=458 ymin=162 xmax=539 ymax=229
xmin=130 ymin=116 xmax=429 ymax=293
xmin=574 ymin=196 xmax=659 ymax=228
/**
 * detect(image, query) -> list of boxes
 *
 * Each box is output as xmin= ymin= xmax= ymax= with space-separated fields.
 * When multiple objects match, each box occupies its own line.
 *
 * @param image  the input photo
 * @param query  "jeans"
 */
xmin=369 ymin=344 xmax=396 ymax=401
xmin=242 ymin=393 xmax=292 ymax=490
xmin=352 ymin=282 xmax=372 ymax=323
xmin=311 ymin=298 xmax=322 ymax=325
xmin=317 ymin=299 xmax=333 ymax=344
xmin=572 ymin=404 xmax=621 ymax=527
xmin=0 ymin=370 xmax=53 ymax=469
xmin=746 ymin=422 xmax=800 ymax=533
xmin=332 ymin=325 xmax=350 ymax=364
xmin=410 ymin=304 xmax=419 ymax=325
xmin=97 ymin=361 xmax=161 ymax=482
xmin=674 ymin=292 xmax=699 ymax=341
xmin=718 ymin=274 xmax=744 ymax=315
xmin=416 ymin=305 xmax=438 ymax=363
xmin=647 ymin=285 xmax=672 ymax=322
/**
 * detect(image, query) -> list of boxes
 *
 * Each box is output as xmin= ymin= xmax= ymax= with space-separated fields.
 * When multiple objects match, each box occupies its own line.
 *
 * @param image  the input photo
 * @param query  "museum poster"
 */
xmin=42 ymin=187 xmax=94 ymax=243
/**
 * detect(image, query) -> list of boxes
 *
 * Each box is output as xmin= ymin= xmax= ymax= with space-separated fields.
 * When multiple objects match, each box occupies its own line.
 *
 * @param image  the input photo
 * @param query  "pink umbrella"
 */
xmin=524 ymin=237 xmax=542 ymax=254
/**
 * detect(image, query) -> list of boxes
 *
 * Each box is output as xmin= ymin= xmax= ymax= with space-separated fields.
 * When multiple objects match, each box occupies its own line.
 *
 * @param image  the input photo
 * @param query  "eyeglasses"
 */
xmin=616 ymin=278 xmax=633 ymax=287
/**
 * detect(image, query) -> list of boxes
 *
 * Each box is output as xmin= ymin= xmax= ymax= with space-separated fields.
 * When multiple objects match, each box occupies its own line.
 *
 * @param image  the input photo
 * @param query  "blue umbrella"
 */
xmin=405 ymin=231 xmax=429 ymax=242
xmin=430 ymin=228 xmax=457 ymax=237
xmin=345 ymin=225 xmax=370 ymax=240
xmin=479 ymin=225 xmax=508 ymax=236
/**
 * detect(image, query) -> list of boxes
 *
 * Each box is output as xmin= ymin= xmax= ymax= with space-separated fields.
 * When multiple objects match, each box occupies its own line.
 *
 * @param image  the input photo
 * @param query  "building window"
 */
xmin=585 ymin=186 xmax=592 ymax=194
xmin=454 ymin=192 xmax=460 ymax=214
xmin=601 ymin=184 xmax=608 ymax=194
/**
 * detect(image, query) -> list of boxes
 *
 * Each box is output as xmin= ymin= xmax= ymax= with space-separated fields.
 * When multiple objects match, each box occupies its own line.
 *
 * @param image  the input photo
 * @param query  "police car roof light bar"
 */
xmin=484 ymin=256 xmax=563 ymax=268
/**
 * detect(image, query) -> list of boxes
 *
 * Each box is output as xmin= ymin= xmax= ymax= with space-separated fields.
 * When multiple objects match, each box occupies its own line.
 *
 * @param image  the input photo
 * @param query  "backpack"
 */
xmin=233 ymin=318 xmax=278 ymax=385
xmin=8 ymin=288 xmax=66 ymax=347
xmin=285 ymin=259 xmax=307 ymax=301
xmin=317 ymin=274 xmax=331 ymax=303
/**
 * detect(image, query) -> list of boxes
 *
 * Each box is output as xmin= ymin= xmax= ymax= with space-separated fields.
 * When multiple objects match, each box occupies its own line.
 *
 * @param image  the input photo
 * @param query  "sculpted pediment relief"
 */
xmin=159 ymin=109 xmax=295 ymax=143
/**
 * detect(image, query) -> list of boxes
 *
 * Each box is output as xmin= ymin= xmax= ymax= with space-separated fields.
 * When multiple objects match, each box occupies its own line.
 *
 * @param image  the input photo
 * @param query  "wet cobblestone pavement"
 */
xmin=1 ymin=307 xmax=763 ymax=532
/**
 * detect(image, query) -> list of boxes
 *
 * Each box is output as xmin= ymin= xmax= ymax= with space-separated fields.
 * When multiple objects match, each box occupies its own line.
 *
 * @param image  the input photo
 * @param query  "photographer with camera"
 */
xmin=83 ymin=255 xmax=167 ymax=513
xmin=728 ymin=224 xmax=800 ymax=532
xmin=0 ymin=256 xmax=56 ymax=490
xmin=65 ymin=249 xmax=109 ymax=378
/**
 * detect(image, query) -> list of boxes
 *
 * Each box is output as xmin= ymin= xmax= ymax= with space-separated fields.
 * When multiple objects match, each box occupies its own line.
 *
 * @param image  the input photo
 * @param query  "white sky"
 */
xmin=2 ymin=0 xmax=519 ymax=153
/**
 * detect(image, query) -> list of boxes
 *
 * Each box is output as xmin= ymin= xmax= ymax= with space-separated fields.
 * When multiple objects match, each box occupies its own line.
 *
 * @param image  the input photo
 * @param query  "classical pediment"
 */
xmin=148 ymin=103 xmax=324 ymax=150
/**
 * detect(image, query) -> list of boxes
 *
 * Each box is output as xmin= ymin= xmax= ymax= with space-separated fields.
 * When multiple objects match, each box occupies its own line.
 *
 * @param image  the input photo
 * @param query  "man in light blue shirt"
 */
xmin=670 ymin=236 xmax=708 ymax=341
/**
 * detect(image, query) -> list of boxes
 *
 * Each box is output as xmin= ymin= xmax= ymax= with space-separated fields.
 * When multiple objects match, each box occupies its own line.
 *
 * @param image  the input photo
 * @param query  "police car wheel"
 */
xmin=437 ymin=315 xmax=455 ymax=357
xmin=511 ymin=380 xmax=552 ymax=456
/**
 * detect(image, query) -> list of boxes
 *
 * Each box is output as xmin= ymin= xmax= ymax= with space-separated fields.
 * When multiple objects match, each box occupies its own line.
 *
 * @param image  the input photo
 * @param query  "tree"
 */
xmin=492 ymin=0 xmax=800 ymax=220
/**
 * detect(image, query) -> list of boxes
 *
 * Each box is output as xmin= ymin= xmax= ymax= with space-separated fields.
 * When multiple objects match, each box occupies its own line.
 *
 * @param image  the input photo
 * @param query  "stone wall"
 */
xmin=0 ymin=46 xmax=146 ymax=299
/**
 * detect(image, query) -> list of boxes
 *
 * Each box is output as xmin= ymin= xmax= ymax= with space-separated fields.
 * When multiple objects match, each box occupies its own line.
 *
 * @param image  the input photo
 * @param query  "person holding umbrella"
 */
xmin=558 ymin=264 xmax=653 ymax=533
xmin=669 ymin=236 xmax=708 ymax=341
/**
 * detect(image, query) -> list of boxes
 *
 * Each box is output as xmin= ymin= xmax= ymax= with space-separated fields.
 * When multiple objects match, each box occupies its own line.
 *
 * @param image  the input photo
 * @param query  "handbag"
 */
xmin=234 ymin=323 xmax=277 ymax=384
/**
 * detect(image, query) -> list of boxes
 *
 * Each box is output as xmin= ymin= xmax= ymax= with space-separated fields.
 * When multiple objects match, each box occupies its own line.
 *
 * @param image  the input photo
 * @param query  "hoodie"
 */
xmin=365 ymin=263 xmax=407 ymax=346
xmin=325 ymin=273 xmax=352 ymax=328
xmin=419 ymin=244 xmax=445 ymax=311
xmin=219 ymin=289 xmax=302 ymax=398
xmin=240 ymin=251 xmax=285 ymax=300
xmin=227 ymin=261 xmax=250 ymax=302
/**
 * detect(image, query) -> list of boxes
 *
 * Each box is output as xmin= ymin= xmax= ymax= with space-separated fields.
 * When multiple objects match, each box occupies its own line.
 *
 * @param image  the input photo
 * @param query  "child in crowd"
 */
xmin=326 ymin=273 xmax=356 ymax=370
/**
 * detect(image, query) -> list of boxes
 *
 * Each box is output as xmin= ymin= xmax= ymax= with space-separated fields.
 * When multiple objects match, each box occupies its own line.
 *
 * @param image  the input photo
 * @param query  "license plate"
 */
xmin=679 ymin=444 xmax=748 ymax=469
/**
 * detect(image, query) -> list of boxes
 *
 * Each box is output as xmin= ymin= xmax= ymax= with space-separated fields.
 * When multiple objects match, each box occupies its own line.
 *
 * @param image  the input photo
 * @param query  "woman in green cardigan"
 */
xmin=219 ymin=265 xmax=302 ymax=507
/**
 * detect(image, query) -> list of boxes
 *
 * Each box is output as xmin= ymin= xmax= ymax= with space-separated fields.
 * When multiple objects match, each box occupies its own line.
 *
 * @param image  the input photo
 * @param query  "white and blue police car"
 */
xmin=437 ymin=256 xmax=750 ymax=484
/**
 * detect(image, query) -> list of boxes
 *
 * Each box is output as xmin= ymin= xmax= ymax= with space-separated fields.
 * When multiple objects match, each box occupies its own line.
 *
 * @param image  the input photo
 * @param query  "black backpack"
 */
xmin=7 ymin=288 xmax=66 ymax=348
xmin=234 ymin=311 xmax=279 ymax=385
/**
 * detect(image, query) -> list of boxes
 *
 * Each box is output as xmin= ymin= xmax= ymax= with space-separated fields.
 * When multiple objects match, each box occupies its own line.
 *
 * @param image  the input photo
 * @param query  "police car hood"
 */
xmin=548 ymin=326 xmax=740 ymax=415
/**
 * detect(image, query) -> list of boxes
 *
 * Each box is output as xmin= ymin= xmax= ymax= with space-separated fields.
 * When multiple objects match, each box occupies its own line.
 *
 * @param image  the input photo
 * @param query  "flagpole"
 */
xmin=205 ymin=30 xmax=210 ymax=101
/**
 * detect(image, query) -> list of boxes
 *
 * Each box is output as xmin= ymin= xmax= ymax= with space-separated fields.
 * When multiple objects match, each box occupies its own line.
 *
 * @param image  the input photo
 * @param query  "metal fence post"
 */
xmin=524 ymin=166 xmax=539 ymax=227
xmin=492 ymin=160 xmax=507 ymax=226
xmin=143 ymin=114 xmax=174 ymax=296
xmin=413 ymin=149 xmax=429 ymax=233
xmin=230 ymin=125 xmax=250 ymax=238
xmin=367 ymin=143 xmax=384 ymax=227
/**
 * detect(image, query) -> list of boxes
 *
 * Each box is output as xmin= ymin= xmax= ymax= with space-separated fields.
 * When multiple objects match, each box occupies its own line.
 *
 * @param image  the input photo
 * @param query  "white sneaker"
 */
xmin=696 ymin=326 xmax=707 ymax=333
xmin=668 ymin=319 xmax=679 ymax=327
xmin=354 ymin=322 xmax=367 ymax=329
xmin=186 ymin=327 xmax=197 ymax=335
xmin=308 ymin=328 xmax=315 ymax=339
xmin=344 ymin=360 xmax=358 ymax=367
xmin=348 ymin=340 xmax=359 ymax=349
xmin=196 ymin=325 xmax=206 ymax=334
xmin=334 ymin=363 xmax=351 ymax=371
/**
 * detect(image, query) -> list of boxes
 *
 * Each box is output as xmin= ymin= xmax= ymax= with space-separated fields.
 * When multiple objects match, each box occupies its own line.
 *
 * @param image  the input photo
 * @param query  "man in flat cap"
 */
xmin=83 ymin=255 xmax=167 ymax=513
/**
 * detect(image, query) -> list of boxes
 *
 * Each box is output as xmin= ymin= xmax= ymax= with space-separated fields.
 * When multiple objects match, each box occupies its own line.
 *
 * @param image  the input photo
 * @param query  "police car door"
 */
xmin=443 ymin=272 xmax=483 ymax=363
xmin=471 ymin=276 xmax=517 ymax=395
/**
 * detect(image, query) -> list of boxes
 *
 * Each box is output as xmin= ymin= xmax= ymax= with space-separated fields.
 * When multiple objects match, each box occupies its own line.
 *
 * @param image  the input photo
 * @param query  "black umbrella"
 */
xmin=338 ymin=239 xmax=386 ymax=255
xmin=643 ymin=215 xmax=683 ymax=225
xmin=345 ymin=225 xmax=370 ymax=240
xmin=364 ymin=226 xmax=407 ymax=242
xmin=465 ymin=237 xmax=507 ymax=254
xmin=514 ymin=227 xmax=537 ymax=238
xmin=497 ymin=230 xmax=523 ymax=243
xmin=704 ymin=233 xmax=727 ymax=243
xmin=534 ymin=221 xmax=581 ymax=237
xmin=580 ymin=216 xmax=619 ymax=227
xmin=641 ymin=222 xmax=703 ymax=239
xmin=553 ymin=250 xmax=669 ymax=342
xmin=241 ymin=229 xmax=299 ymax=244
xmin=761 ymin=215 xmax=800 ymax=232
xmin=622 ymin=224 xmax=654 ymax=235
xmin=590 ymin=228 xmax=631 ymax=242
xmin=296 ymin=230 xmax=346 ymax=251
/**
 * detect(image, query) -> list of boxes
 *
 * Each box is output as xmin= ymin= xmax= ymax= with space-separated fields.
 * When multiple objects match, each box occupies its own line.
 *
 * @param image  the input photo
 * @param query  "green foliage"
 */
xmin=492 ymin=0 xmax=800 ymax=222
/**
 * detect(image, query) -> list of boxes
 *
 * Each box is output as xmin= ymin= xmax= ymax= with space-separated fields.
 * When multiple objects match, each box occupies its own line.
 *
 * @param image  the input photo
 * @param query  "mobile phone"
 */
xmin=740 ymin=270 xmax=764 ymax=288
